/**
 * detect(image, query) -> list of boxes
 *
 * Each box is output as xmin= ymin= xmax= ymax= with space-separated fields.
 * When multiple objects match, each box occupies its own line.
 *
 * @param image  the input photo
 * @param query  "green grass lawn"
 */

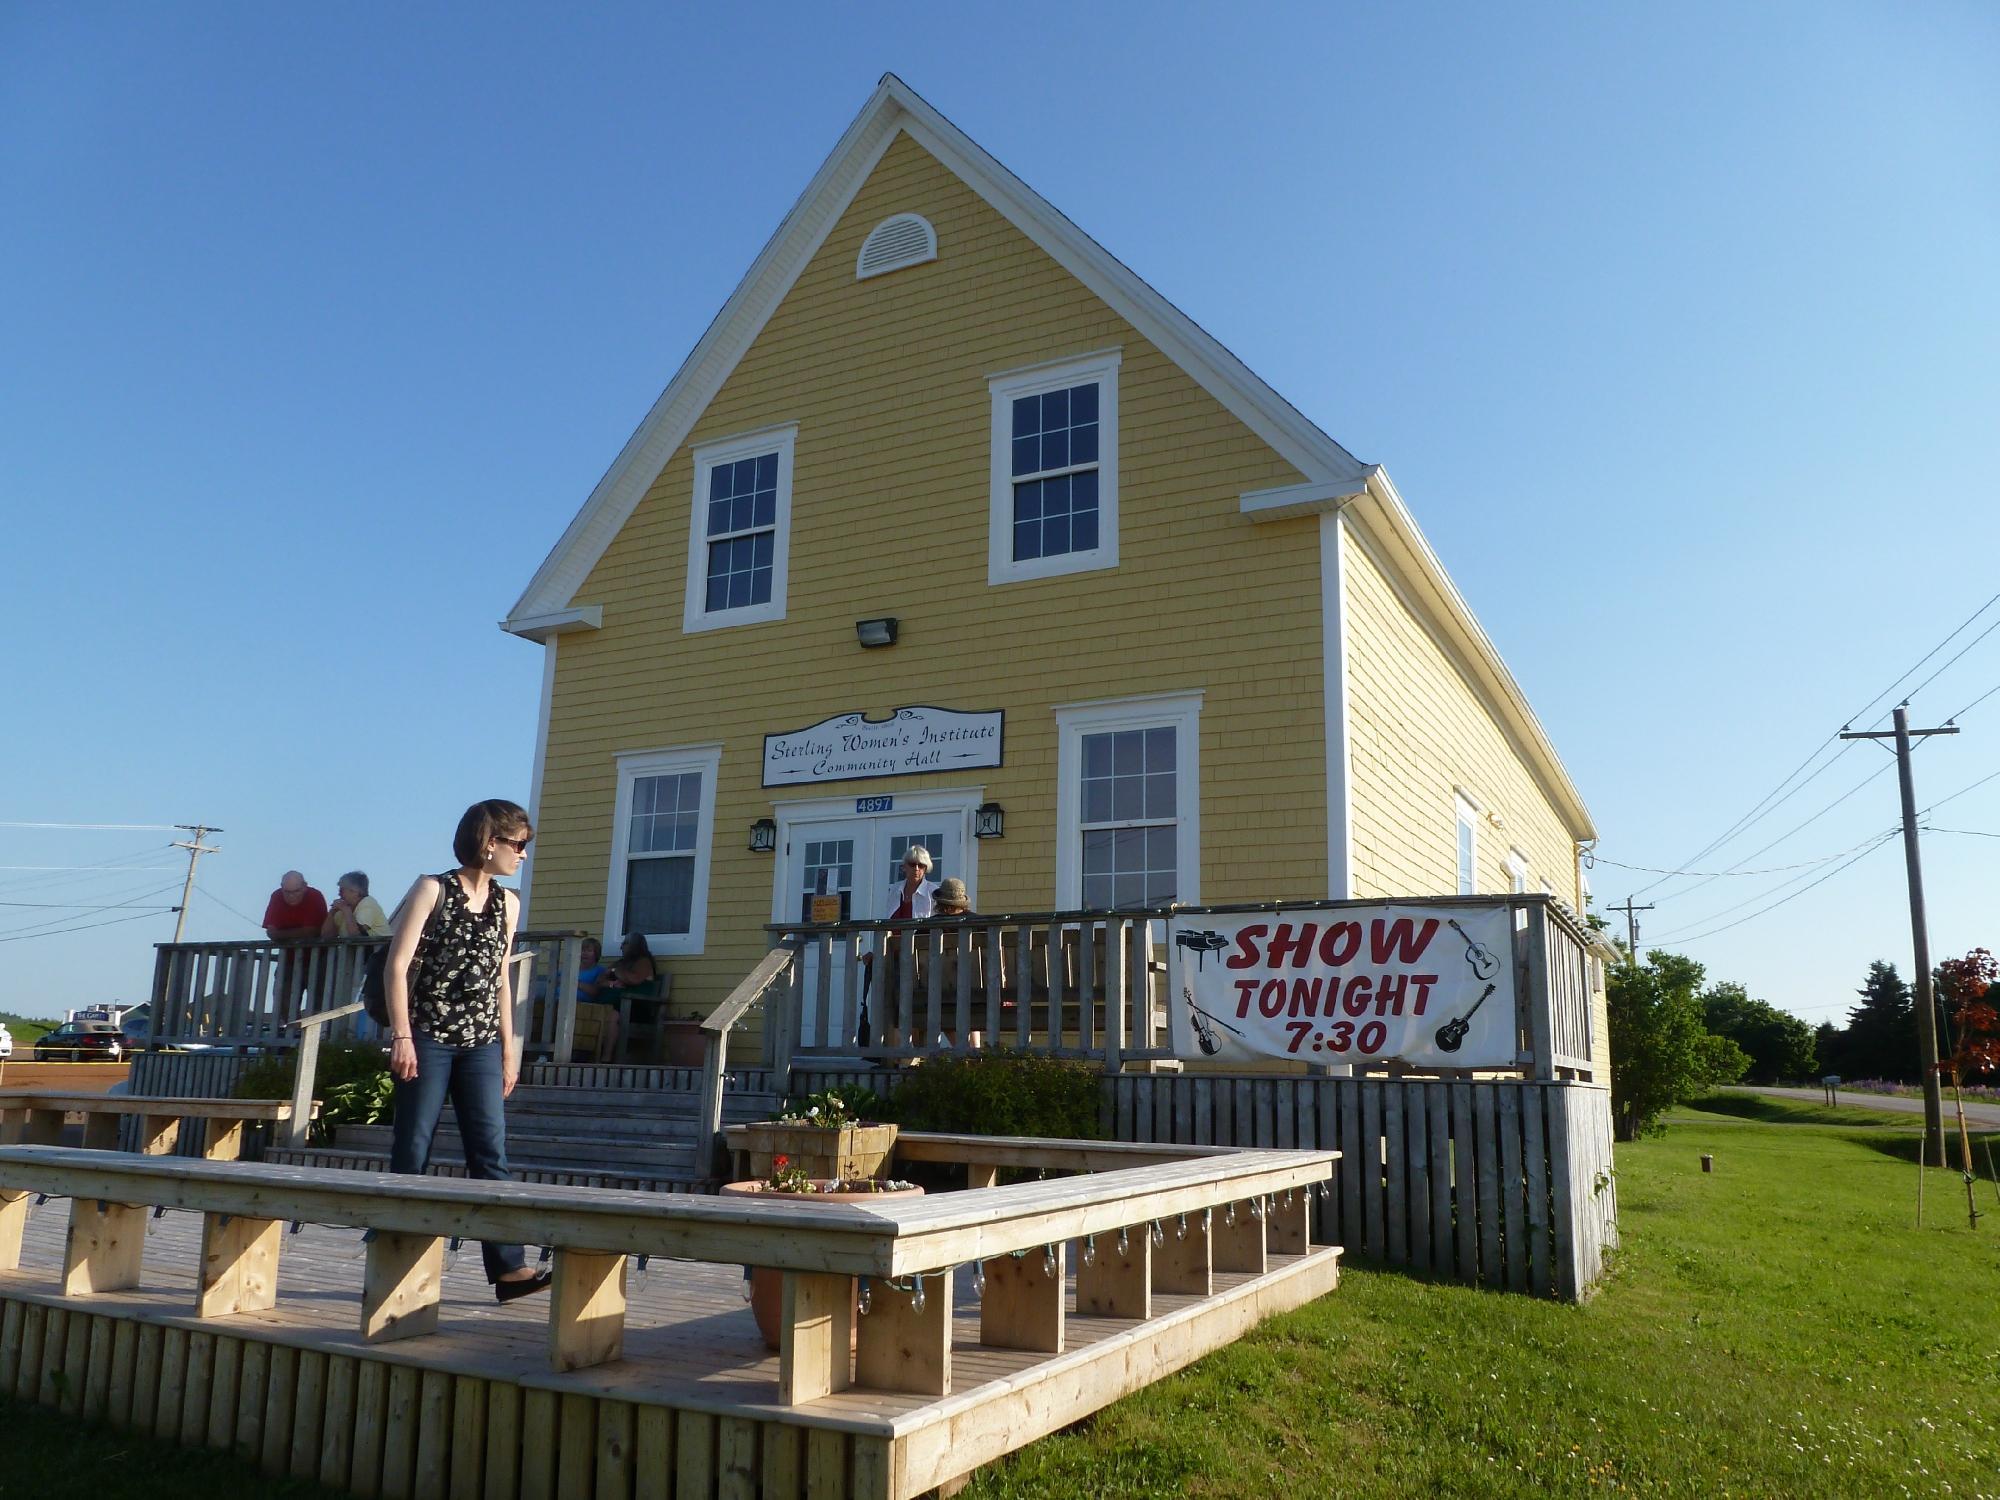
xmin=3 ymin=1098 xmax=1996 ymax=1498
xmin=964 ymin=1096 xmax=2000 ymax=1499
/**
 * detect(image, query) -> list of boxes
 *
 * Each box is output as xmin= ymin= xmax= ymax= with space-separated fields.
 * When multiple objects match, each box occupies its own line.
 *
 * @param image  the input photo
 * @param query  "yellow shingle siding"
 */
xmin=531 ymin=131 xmax=1323 ymax=1021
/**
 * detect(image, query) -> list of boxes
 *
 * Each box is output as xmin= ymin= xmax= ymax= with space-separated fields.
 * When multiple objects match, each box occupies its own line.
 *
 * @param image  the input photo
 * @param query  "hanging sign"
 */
xmin=763 ymin=706 xmax=1004 ymax=788
xmin=1168 ymin=905 xmax=1518 ymax=1069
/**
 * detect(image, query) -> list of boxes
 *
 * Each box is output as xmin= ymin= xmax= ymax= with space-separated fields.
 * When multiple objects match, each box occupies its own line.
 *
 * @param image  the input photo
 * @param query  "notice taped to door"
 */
xmin=1167 ymin=905 xmax=1517 ymax=1069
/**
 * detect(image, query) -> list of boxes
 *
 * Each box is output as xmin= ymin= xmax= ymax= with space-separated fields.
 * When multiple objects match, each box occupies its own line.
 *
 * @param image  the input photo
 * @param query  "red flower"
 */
xmin=773 ymin=1154 xmax=788 ymax=1169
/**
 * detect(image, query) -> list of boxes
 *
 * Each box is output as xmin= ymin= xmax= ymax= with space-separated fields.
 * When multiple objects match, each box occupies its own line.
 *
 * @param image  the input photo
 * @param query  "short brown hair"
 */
xmin=453 ymin=799 xmax=533 ymax=867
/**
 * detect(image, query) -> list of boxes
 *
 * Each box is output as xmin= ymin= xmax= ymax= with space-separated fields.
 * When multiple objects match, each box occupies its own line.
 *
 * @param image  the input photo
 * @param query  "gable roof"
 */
xmin=501 ymin=73 xmax=1594 ymax=841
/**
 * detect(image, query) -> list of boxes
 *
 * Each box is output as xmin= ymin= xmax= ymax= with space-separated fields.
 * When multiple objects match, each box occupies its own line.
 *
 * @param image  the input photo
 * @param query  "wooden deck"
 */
xmin=0 ymin=1155 xmax=1340 ymax=1499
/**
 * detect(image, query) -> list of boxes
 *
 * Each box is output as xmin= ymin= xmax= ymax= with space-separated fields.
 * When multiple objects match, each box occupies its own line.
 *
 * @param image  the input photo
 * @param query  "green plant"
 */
xmin=235 ymin=1042 xmax=394 ymax=1137
xmin=772 ymin=1085 xmax=884 ymax=1127
xmin=882 ymin=1051 xmax=1103 ymax=1141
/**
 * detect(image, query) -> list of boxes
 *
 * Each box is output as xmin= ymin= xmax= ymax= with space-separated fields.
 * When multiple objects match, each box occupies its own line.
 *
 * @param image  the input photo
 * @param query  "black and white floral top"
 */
xmin=409 ymin=871 xmax=510 ymax=1048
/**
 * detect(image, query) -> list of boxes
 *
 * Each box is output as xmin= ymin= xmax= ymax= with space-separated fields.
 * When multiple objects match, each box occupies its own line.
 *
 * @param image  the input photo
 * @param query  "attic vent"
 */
xmin=856 ymin=213 xmax=937 ymax=280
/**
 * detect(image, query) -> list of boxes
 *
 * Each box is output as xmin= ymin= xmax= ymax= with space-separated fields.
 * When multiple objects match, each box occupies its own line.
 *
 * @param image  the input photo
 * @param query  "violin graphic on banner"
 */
xmin=1175 ymin=930 xmax=1240 ymax=1054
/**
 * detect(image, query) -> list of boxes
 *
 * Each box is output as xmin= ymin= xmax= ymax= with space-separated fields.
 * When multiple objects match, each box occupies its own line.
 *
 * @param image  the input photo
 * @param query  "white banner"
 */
xmin=1167 ymin=905 xmax=1517 ymax=1069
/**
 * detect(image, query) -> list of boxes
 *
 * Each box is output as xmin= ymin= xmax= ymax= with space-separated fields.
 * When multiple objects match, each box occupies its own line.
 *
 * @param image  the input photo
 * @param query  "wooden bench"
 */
xmin=0 ymin=1093 xmax=315 ymax=1162
xmin=0 ymin=1137 xmax=1333 ymax=1403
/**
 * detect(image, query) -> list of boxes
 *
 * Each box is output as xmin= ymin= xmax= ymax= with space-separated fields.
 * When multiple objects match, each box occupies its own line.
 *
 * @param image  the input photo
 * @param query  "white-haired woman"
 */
xmin=859 ymin=846 xmax=937 ymax=1050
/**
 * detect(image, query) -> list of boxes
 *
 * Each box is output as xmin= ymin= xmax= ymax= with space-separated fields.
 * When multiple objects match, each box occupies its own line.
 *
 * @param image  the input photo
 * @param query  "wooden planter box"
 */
xmin=735 ymin=1121 xmax=899 ymax=1182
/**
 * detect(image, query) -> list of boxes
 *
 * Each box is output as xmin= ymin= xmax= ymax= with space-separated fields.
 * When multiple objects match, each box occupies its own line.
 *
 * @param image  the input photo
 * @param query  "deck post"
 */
xmin=692 ymin=1031 xmax=728 ymax=1180
xmin=1268 ymin=1189 xmax=1311 ymax=1254
xmin=139 ymin=1115 xmax=181 ymax=1156
xmin=979 ymin=1245 xmax=1065 ymax=1353
xmin=1212 ymin=1201 xmax=1268 ymax=1275
xmin=855 ymin=1272 xmax=952 ymax=1396
xmin=202 ymin=1118 xmax=247 ymax=1162
xmin=0 ymin=1189 xmax=28 ymax=1270
xmin=548 ymin=1249 xmax=627 ymax=1371
xmin=777 ymin=1270 xmax=852 ymax=1404
xmin=63 ymin=1198 xmax=147 ymax=1294
xmin=82 ymin=1114 xmax=122 ymax=1151
xmin=1525 ymin=904 xmax=1557 ymax=1080
xmin=21 ymin=1110 xmax=64 ymax=1147
xmin=1152 ymin=1211 xmax=1212 ymax=1296
xmin=1074 ymin=1227 xmax=1150 ymax=1318
xmin=288 ymin=1023 xmax=323 ymax=1151
xmin=361 ymin=1232 xmax=444 ymax=1343
xmin=198 ymin=1213 xmax=282 ymax=1317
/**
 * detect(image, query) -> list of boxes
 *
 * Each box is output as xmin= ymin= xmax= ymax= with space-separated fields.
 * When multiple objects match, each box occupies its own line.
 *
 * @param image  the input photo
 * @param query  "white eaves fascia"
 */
xmin=500 ymin=605 xmax=602 ymax=643
xmin=1240 ymin=474 xmax=1377 ymax=522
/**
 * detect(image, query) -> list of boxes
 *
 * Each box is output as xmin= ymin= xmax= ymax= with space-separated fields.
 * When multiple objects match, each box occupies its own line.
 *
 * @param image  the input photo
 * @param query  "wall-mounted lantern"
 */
xmin=748 ymin=818 xmax=777 ymax=853
xmin=855 ymin=616 xmax=899 ymax=648
xmin=974 ymin=802 xmax=1005 ymax=839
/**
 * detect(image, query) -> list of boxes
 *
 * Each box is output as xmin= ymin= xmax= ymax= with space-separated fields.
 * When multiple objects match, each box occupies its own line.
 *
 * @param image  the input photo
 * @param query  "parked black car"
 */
xmin=32 ymin=1021 xmax=126 ymax=1061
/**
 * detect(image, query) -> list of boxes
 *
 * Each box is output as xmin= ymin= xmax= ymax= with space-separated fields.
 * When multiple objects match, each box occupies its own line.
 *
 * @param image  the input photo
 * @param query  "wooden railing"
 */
xmin=0 ymin=1136 xmax=1333 ymax=1406
xmin=764 ymin=911 xmax=1170 ymax=1073
xmin=147 ymin=931 xmax=584 ymax=1059
xmin=764 ymin=895 xmax=1600 ymax=1082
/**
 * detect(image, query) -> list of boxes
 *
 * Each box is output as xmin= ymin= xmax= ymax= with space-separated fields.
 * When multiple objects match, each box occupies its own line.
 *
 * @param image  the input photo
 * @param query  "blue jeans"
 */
xmin=390 ymin=1035 xmax=526 ymax=1282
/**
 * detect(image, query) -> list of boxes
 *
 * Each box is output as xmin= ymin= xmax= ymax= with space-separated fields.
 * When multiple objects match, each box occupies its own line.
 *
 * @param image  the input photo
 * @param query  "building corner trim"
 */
xmin=1322 ymin=509 xmax=1354 ymax=899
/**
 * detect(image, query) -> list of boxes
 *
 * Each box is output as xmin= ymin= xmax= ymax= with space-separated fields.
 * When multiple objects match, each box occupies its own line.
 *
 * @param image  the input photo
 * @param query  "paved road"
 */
xmin=1735 ymin=1085 xmax=2000 ymax=1128
xmin=0 ymin=1059 xmax=131 ymax=1094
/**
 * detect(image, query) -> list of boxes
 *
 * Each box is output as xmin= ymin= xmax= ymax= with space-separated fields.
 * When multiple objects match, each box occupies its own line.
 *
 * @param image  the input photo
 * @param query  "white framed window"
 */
xmin=1505 ymin=847 xmax=1529 ymax=895
xmin=1454 ymin=793 xmax=1479 ymax=896
xmin=606 ymin=745 xmax=722 ymax=956
xmin=989 ymin=350 xmax=1120 ymax=585
xmin=682 ymin=424 xmax=796 ymax=633
xmin=1055 ymin=692 xmax=1201 ymax=909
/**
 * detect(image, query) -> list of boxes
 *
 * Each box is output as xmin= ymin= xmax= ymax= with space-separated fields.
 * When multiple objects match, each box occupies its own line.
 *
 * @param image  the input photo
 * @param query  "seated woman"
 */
xmin=605 ymin=933 xmax=659 ymax=995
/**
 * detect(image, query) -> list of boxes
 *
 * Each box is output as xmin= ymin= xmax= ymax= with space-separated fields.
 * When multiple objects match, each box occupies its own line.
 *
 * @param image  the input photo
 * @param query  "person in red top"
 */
xmin=262 ymin=871 xmax=328 ymax=939
xmin=263 ymin=870 xmax=329 ymax=1007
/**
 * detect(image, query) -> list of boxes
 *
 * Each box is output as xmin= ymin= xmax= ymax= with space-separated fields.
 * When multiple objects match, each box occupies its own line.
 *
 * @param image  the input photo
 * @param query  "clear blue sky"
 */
xmin=4 ymin=3 xmax=1996 ymax=1031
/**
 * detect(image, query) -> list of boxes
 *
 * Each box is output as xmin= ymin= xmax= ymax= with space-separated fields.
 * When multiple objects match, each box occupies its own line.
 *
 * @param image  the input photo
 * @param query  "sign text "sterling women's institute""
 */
xmin=762 ymin=706 xmax=1004 ymax=788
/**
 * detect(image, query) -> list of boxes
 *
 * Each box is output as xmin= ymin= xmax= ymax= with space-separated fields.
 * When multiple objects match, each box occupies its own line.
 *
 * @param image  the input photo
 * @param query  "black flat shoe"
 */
xmin=495 ymin=1270 xmax=553 ymax=1304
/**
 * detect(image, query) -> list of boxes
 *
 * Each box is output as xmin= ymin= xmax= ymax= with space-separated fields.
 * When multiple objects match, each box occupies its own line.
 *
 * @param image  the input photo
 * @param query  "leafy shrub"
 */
xmin=772 ymin=1085 xmax=886 ymax=1126
xmin=882 ymin=1051 xmax=1104 ymax=1141
xmin=236 ymin=1041 xmax=394 ymax=1134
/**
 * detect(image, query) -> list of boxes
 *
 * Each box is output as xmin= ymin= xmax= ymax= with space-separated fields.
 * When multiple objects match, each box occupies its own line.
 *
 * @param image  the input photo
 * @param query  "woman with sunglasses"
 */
xmin=381 ymin=798 xmax=550 ymax=1303
xmin=859 ymin=846 xmax=938 ymax=1049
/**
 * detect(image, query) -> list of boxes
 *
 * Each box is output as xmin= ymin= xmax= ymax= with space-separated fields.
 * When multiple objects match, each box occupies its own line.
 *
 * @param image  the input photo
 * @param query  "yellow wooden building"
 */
xmin=503 ymin=75 xmax=1600 ymax=1068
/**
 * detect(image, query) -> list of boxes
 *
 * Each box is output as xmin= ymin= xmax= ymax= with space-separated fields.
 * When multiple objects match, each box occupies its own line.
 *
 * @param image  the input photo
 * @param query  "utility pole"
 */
xmin=169 ymin=823 xmax=222 ymax=944
xmin=1608 ymin=898 xmax=1653 ymax=964
xmin=1840 ymin=704 xmax=1957 ymax=1163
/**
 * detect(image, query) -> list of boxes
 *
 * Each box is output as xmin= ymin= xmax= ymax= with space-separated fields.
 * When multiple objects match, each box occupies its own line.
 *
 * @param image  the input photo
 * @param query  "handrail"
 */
xmin=692 ymin=946 xmax=799 ymax=1177
xmin=764 ymin=891 xmax=1563 ymax=935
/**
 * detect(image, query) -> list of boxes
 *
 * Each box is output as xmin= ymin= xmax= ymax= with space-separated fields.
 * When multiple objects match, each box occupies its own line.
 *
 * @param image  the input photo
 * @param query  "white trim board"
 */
xmin=1053 ymin=691 xmax=1203 ymax=910
xmin=604 ymin=743 xmax=724 ymax=957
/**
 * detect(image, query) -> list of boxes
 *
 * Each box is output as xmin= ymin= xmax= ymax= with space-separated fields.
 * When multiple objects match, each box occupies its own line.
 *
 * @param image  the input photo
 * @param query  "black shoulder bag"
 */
xmin=360 ymin=880 xmax=448 ymax=1027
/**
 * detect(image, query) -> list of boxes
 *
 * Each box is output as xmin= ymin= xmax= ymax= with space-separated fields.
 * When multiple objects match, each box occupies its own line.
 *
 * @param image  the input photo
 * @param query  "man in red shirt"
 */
xmin=262 ymin=871 xmax=328 ymax=940
xmin=263 ymin=871 xmax=328 ymax=1008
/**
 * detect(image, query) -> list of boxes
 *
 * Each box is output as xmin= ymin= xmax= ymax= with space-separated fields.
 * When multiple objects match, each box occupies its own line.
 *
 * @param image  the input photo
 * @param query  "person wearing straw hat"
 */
xmin=933 ymin=877 xmax=973 ymax=917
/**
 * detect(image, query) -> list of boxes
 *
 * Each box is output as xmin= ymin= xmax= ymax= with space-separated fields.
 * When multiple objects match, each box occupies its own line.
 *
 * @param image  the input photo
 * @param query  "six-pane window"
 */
xmin=1080 ymin=726 xmax=1178 ymax=908
xmin=1011 ymin=382 xmax=1102 ymax=562
xmin=704 ymin=453 xmax=779 ymax=612
xmin=624 ymin=771 xmax=702 ymax=936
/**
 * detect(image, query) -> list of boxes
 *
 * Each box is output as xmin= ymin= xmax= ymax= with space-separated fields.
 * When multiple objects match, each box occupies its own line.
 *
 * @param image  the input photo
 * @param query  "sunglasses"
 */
xmin=495 ymin=836 xmax=532 ymax=853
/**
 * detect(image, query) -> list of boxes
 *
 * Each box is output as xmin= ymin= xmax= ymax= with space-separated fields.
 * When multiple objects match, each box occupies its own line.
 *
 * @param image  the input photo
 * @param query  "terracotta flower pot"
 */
xmin=718 ymin=1179 xmax=925 ymax=1351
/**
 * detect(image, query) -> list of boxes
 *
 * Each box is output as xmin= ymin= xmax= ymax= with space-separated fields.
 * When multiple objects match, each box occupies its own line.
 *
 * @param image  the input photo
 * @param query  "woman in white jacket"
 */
xmin=860 ymin=846 xmax=936 ymax=1048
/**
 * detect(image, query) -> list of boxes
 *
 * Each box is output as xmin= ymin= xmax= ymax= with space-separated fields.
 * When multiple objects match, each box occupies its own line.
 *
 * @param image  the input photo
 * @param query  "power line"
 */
xmin=0 ymin=900 xmax=180 ymax=910
xmin=1629 ymin=590 xmax=2000 ymax=901
xmin=1656 ymin=760 xmax=1899 ymax=907
xmin=1650 ymin=822 xmax=1901 ymax=940
xmin=0 ymin=907 xmax=179 ymax=946
xmin=1923 ymin=825 xmax=2000 ymax=840
xmin=0 ymin=821 xmax=180 ymax=831
xmin=1584 ymin=832 xmax=1894 ymax=879
xmin=0 ymin=864 xmax=180 ymax=872
xmin=0 ymin=881 xmax=185 ymax=939
xmin=1942 ymin=679 xmax=2000 ymax=724
xmin=1919 ymin=765 xmax=2000 ymax=816
xmin=196 ymin=886 xmax=266 ymax=929
xmin=1656 ymin=830 xmax=1901 ymax=946
xmin=1902 ymin=610 xmax=2000 ymax=710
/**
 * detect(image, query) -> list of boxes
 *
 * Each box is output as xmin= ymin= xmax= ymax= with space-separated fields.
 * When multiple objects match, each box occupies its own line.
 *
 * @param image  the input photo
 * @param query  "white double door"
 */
xmin=784 ymin=810 xmax=966 ymax=1050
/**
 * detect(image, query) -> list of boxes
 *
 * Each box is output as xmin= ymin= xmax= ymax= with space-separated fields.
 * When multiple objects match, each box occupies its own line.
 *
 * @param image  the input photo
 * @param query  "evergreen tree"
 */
xmin=1838 ymin=960 xmax=1919 ymax=1082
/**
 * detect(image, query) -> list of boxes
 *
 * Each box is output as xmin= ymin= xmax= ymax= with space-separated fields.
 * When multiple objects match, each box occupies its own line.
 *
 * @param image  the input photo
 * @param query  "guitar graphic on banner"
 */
xmin=1433 ymin=982 xmax=1497 ymax=1053
xmin=1447 ymin=918 xmax=1501 ymax=980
